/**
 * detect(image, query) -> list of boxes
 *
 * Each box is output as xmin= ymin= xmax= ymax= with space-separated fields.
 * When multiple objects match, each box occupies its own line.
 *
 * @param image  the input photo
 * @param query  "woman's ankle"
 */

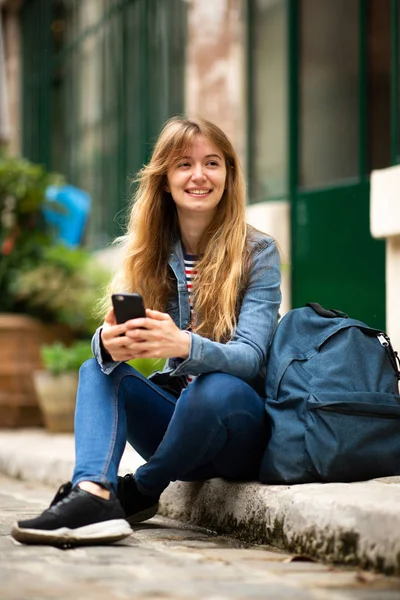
xmin=78 ymin=481 xmax=110 ymax=500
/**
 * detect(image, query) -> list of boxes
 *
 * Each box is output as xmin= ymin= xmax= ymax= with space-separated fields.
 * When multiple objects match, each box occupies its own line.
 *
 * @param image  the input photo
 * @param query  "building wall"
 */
xmin=246 ymin=201 xmax=291 ymax=316
xmin=1 ymin=0 xmax=21 ymax=155
xmin=185 ymin=0 xmax=247 ymax=166
xmin=370 ymin=165 xmax=400 ymax=351
xmin=185 ymin=0 xmax=291 ymax=314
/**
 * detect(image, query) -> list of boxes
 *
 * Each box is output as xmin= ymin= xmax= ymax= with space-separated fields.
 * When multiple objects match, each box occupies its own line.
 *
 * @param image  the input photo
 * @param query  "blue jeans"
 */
xmin=72 ymin=359 xmax=268 ymax=496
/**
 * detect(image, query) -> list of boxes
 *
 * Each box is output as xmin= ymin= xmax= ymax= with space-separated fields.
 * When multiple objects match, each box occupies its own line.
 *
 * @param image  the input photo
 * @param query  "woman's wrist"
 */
xmin=177 ymin=330 xmax=191 ymax=359
xmin=99 ymin=327 xmax=112 ymax=361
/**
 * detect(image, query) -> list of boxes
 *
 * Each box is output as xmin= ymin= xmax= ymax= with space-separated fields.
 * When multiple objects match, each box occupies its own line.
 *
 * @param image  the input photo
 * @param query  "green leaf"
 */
xmin=41 ymin=341 xmax=93 ymax=375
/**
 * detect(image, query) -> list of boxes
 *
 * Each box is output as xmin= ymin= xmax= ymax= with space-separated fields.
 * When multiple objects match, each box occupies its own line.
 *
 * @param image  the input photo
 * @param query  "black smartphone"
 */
xmin=111 ymin=293 xmax=146 ymax=324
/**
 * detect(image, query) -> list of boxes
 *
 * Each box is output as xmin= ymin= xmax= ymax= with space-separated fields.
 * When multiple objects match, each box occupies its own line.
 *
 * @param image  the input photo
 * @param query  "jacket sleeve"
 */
xmin=91 ymin=327 xmax=122 ymax=374
xmin=168 ymin=238 xmax=282 ymax=382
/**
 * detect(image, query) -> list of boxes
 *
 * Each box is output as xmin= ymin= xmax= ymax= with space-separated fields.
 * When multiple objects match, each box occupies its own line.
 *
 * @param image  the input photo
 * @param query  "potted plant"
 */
xmin=0 ymin=157 xmax=64 ymax=426
xmin=11 ymin=243 xmax=110 ymax=336
xmin=0 ymin=155 xmax=110 ymax=427
xmin=33 ymin=341 xmax=93 ymax=433
xmin=34 ymin=343 xmax=163 ymax=433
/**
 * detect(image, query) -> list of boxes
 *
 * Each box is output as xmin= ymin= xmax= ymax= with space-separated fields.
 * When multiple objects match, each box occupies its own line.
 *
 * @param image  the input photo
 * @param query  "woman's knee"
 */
xmin=79 ymin=358 xmax=141 ymax=381
xmin=179 ymin=373 xmax=260 ymax=419
xmin=78 ymin=359 xmax=130 ymax=391
xmin=79 ymin=357 xmax=100 ymax=378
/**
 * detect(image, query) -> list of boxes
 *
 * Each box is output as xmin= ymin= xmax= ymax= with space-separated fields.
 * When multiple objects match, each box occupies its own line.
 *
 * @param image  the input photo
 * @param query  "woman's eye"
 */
xmin=207 ymin=161 xmax=219 ymax=167
xmin=178 ymin=162 xmax=190 ymax=168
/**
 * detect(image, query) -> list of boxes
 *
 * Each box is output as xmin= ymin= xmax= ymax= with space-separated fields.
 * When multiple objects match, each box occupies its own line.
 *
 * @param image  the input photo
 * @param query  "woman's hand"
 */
xmin=100 ymin=308 xmax=190 ymax=362
xmin=100 ymin=308 xmax=139 ymax=362
xmin=124 ymin=309 xmax=190 ymax=359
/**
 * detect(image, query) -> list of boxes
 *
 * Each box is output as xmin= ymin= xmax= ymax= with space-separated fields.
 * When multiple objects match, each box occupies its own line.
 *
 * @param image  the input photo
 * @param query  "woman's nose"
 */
xmin=191 ymin=164 xmax=206 ymax=181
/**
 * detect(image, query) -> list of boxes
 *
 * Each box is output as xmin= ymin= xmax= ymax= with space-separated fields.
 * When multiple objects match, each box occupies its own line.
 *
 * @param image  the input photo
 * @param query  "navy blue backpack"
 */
xmin=259 ymin=303 xmax=400 ymax=484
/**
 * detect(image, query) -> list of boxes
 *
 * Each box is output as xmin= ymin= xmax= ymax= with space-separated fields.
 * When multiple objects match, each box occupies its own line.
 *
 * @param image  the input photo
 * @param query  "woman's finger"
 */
xmin=145 ymin=308 xmax=170 ymax=321
xmin=125 ymin=341 xmax=152 ymax=354
xmin=102 ymin=322 xmax=127 ymax=339
xmin=104 ymin=307 xmax=116 ymax=325
xmin=125 ymin=317 xmax=160 ymax=330
xmin=125 ymin=310 xmax=172 ymax=331
xmin=125 ymin=329 xmax=149 ymax=342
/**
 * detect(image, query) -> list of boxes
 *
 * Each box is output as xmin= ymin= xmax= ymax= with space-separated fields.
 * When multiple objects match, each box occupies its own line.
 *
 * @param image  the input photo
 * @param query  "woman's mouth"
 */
xmin=185 ymin=188 xmax=212 ymax=197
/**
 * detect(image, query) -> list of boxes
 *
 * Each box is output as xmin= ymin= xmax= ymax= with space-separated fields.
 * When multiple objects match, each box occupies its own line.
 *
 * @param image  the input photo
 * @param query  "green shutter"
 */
xmin=21 ymin=0 xmax=187 ymax=246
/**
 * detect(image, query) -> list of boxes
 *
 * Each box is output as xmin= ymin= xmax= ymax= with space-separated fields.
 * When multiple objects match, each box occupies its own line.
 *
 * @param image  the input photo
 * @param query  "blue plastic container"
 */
xmin=44 ymin=185 xmax=91 ymax=247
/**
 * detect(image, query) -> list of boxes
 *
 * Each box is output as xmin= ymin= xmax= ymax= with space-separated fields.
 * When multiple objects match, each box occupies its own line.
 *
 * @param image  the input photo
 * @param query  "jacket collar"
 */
xmin=168 ymin=238 xmax=186 ymax=285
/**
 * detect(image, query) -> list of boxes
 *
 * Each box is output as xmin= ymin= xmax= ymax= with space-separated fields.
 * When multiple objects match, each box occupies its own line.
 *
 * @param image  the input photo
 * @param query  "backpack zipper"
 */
xmin=318 ymin=405 xmax=400 ymax=419
xmin=377 ymin=333 xmax=389 ymax=347
xmin=377 ymin=332 xmax=400 ymax=380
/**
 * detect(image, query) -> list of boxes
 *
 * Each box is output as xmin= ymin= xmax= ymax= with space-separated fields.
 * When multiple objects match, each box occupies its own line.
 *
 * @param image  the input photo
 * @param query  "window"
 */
xmin=299 ymin=0 xmax=359 ymax=188
xmin=251 ymin=0 xmax=288 ymax=202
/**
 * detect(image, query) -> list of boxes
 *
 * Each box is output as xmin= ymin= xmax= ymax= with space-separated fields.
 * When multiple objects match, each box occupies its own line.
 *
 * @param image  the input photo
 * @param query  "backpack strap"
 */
xmin=306 ymin=302 xmax=348 ymax=319
xmin=376 ymin=332 xmax=400 ymax=381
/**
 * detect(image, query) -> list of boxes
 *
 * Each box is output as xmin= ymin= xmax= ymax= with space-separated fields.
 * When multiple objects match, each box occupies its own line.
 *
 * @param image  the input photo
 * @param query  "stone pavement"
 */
xmin=0 ymin=429 xmax=400 ymax=577
xmin=2 ymin=475 xmax=400 ymax=600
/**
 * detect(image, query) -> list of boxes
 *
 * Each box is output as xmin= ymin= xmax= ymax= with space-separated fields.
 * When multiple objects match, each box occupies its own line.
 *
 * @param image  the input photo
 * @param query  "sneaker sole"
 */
xmin=11 ymin=519 xmax=132 ymax=546
xmin=126 ymin=502 xmax=159 ymax=525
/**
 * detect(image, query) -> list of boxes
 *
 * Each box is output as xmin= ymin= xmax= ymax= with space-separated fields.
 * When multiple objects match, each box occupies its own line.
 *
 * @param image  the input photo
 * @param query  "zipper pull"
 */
xmin=377 ymin=333 xmax=389 ymax=347
xmin=377 ymin=332 xmax=400 ymax=381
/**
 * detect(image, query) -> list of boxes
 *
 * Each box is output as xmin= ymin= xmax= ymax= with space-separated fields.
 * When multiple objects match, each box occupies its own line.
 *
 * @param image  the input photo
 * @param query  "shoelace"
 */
xmin=49 ymin=481 xmax=73 ymax=507
xmin=47 ymin=487 xmax=91 ymax=515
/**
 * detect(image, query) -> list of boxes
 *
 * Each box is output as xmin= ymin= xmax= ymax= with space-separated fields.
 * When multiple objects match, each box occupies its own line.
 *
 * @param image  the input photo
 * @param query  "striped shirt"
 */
xmin=183 ymin=252 xmax=198 ymax=309
xmin=183 ymin=251 xmax=198 ymax=384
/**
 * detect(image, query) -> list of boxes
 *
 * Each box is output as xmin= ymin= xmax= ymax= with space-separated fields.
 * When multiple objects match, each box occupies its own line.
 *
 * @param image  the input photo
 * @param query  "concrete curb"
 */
xmin=159 ymin=478 xmax=400 ymax=575
xmin=1 ymin=429 xmax=400 ymax=574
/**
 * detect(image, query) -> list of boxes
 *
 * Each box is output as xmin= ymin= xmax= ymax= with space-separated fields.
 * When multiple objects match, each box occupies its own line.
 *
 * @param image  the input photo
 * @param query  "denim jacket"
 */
xmin=92 ymin=231 xmax=281 ymax=390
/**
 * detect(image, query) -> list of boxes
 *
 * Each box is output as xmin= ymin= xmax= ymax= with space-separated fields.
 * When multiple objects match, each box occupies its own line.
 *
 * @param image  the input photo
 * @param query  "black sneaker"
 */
xmin=49 ymin=481 xmax=73 ymax=506
xmin=117 ymin=474 xmax=159 ymax=524
xmin=11 ymin=485 xmax=132 ymax=546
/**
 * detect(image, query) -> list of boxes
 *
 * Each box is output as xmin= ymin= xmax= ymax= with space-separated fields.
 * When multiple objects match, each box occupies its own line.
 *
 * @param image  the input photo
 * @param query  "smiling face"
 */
xmin=166 ymin=136 xmax=227 ymax=221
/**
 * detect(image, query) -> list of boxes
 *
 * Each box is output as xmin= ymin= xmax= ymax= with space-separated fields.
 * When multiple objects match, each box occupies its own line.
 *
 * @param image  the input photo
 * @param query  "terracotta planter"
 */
xmin=0 ymin=314 xmax=74 ymax=428
xmin=33 ymin=371 xmax=78 ymax=433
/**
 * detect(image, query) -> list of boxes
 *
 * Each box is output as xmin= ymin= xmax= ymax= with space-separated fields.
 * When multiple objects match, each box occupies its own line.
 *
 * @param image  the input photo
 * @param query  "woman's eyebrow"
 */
xmin=177 ymin=153 xmax=223 ymax=160
xmin=205 ymin=154 xmax=223 ymax=160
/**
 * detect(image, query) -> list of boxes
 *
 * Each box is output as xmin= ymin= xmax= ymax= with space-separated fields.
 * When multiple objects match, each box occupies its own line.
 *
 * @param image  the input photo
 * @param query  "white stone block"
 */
xmin=386 ymin=236 xmax=400 ymax=353
xmin=370 ymin=164 xmax=400 ymax=239
xmin=246 ymin=201 xmax=291 ymax=316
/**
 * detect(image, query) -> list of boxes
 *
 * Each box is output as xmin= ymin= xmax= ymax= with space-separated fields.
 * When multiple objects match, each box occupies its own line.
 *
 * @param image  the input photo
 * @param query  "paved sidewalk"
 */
xmin=4 ymin=475 xmax=400 ymax=600
xmin=1 ymin=429 xmax=400 ymax=576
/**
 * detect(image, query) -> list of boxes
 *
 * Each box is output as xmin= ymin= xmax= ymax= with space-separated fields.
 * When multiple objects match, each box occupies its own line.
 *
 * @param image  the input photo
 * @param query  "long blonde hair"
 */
xmin=109 ymin=116 xmax=254 ymax=342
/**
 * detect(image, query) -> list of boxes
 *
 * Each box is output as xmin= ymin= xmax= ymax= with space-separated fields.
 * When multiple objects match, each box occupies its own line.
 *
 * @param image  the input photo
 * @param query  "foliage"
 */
xmin=40 ymin=341 xmax=93 ymax=376
xmin=0 ymin=156 xmax=110 ymax=335
xmin=127 ymin=358 xmax=165 ymax=378
xmin=0 ymin=157 xmax=63 ymax=310
xmin=41 ymin=341 xmax=163 ymax=378
xmin=11 ymin=243 xmax=110 ymax=335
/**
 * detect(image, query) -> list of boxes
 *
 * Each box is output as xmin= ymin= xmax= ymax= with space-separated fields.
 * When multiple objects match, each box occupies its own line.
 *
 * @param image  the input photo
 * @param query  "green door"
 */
xmin=290 ymin=0 xmax=399 ymax=330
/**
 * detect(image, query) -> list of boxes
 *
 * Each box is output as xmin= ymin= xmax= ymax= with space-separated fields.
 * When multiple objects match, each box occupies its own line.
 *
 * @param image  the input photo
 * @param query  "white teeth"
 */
xmin=187 ymin=189 xmax=210 ymax=195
